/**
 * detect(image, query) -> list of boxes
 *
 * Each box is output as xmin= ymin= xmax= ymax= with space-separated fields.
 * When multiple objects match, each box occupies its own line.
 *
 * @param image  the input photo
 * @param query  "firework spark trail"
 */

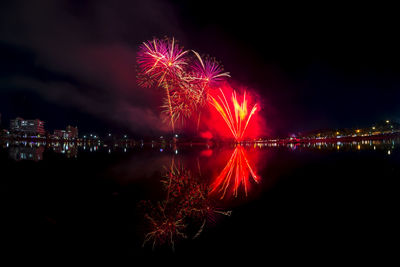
xmin=137 ymin=38 xmax=188 ymax=85
xmin=161 ymin=82 xmax=201 ymax=125
xmin=210 ymin=146 xmax=259 ymax=199
xmin=137 ymin=37 xmax=189 ymax=131
xmin=190 ymin=51 xmax=230 ymax=92
xmin=209 ymin=88 xmax=258 ymax=141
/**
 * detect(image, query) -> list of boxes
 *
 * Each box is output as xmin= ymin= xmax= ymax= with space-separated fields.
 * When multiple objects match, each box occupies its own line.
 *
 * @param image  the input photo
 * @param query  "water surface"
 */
xmin=1 ymin=139 xmax=398 ymax=261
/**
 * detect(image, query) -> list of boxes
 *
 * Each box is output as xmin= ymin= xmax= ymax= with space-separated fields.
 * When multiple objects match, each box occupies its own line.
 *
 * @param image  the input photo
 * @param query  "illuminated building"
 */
xmin=10 ymin=117 xmax=45 ymax=136
xmin=66 ymin=125 xmax=78 ymax=139
xmin=54 ymin=125 xmax=78 ymax=140
xmin=54 ymin=129 xmax=66 ymax=139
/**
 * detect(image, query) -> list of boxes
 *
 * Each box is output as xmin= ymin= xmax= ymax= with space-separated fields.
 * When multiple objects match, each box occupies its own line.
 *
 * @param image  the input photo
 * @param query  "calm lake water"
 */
xmin=1 ymin=139 xmax=399 ymax=262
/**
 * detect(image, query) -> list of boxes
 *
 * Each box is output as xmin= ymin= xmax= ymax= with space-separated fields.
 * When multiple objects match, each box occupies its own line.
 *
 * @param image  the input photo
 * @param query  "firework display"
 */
xmin=137 ymin=37 xmax=262 ymax=250
xmin=136 ymin=36 xmax=258 ymax=141
xmin=209 ymin=88 xmax=258 ymax=142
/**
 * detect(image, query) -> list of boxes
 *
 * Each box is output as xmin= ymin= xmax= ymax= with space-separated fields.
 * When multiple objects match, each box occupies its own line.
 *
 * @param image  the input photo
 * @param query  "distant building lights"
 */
xmin=386 ymin=120 xmax=390 ymax=123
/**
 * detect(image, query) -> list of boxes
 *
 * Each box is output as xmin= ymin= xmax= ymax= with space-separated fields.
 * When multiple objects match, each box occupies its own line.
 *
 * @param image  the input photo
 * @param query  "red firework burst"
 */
xmin=209 ymin=88 xmax=258 ymax=141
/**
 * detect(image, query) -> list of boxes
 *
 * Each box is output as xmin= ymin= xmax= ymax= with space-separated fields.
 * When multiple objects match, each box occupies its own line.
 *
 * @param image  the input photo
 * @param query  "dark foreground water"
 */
xmin=0 ymin=140 xmax=399 ymax=263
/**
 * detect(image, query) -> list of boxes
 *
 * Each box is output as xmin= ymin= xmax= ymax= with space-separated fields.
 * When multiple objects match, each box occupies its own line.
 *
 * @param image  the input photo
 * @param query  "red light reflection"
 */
xmin=210 ymin=146 xmax=260 ymax=199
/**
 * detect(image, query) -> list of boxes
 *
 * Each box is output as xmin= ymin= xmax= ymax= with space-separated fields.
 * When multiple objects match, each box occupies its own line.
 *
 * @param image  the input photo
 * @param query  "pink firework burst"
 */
xmin=190 ymin=51 xmax=230 ymax=87
xmin=137 ymin=37 xmax=189 ymax=131
xmin=137 ymin=37 xmax=188 ymax=86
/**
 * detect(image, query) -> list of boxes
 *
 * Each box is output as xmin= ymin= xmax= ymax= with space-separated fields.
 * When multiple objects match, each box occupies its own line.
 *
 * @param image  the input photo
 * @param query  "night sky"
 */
xmin=1 ymin=1 xmax=399 ymax=137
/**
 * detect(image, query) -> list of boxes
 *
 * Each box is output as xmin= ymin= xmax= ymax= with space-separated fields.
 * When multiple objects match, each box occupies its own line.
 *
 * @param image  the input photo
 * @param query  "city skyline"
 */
xmin=1 ymin=112 xmax=399 ymax=142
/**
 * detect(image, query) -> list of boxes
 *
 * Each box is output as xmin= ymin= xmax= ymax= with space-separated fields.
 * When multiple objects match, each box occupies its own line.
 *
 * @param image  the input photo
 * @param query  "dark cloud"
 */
xmin=0 ymin=0 xmax=182 ymax=134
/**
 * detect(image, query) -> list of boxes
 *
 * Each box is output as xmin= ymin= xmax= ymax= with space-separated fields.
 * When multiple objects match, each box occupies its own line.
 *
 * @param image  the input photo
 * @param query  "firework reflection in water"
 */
xmin=210 ymin=146 xmax=260 ymax=199
xmin=140 ymin=161 xmax=231 ymax=251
